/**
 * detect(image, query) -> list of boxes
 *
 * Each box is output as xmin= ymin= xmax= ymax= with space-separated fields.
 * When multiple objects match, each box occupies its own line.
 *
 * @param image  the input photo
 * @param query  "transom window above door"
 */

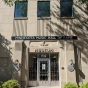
xmin=37 ymin=1 xmax=50 ymax=17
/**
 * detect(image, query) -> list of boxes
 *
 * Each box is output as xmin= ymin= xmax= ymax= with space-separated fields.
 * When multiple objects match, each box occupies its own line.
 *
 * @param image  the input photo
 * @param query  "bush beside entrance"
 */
xmin=0 ymin=80 xmax=20 ymax=88
xmin=80 ymin=82 xmax=88 ymax=88
xmin=64 ymin=82 xmax=88 ymax=88
xmin=64 ymin=82 xmax=78 ymax=88
xmin=0 ymin=81 xmax=3 ymax=88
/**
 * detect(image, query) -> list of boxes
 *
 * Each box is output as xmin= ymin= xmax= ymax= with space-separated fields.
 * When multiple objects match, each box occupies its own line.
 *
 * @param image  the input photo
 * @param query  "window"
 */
xmin=14 ymin=1 xmax=28 ymax=18
xmin=29 ymin=54 xmax=37 ymax=81
xmin=50 ymin=54 xmax=59 ymax=81
xmin=60 ymin=0 xmax=74 ymax=17
xmin=37 ymin=1 xmax=50 ymax=17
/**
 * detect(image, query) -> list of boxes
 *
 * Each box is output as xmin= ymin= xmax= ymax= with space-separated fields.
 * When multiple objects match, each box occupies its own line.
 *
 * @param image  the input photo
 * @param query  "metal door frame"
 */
xmin=37 ymin=58 xmax=50 ymax=85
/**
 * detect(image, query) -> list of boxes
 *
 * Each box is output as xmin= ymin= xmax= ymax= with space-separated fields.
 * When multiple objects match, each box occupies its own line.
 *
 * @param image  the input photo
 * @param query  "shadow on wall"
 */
xmin=47 ymin=1 xmax=88 ymax=52
xmin=44 ymin=0 xmax=88 ymax=85
xmin=74 ymin=45 xmax=85 ymax=87
xmin=0 ymin=33 xmax=20 ymax=82
xmin=3 ymin=0 xmax=88 ymax=85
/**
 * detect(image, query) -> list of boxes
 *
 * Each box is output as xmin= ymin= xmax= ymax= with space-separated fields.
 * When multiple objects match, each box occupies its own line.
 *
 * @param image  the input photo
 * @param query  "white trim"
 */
xmin=14 ymin=17 xmax=28 ymax=20
xmin=59 ymin=50 xmax=61 ymax=88
xmin=65 ymin=41 xmax=67 ymax=82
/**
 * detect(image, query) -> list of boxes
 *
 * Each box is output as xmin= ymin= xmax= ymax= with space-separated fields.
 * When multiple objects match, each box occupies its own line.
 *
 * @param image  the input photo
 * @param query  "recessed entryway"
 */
xmin=28 ymin=53 xmax=59 ymax=86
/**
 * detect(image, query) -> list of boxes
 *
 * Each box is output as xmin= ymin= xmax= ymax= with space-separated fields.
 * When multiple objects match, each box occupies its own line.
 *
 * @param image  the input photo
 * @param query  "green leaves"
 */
xmin=78 ymin=0 xmax=87 ymax=4
xmin=3 ymin=0 xmax=17 ymax=6
xmin=80 ymin=82 xmax=88 ymax=88
xmin=64 ymin=82 xmax=88 ymax=88
xmin=64 ymin=82 xmax=78 ymax=88
xmin=0 ymin=81 xmax=3 ymax=88
xmin=2 ymin=80 xmax=20 ymax=88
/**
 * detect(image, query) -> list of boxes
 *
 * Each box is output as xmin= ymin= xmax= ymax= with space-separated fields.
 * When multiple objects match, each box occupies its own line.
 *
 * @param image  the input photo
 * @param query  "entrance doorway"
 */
xmin=28 ymin=53 xmax=59 ymax=86
xmin=37 ymin=58 xmax=50 ymax=86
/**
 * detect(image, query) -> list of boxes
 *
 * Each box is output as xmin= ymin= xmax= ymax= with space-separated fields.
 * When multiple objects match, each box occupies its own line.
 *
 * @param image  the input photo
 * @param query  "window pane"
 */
xmin=14 ymin=1 xmax=28 ymax=17
xmin=29 ymin=54 xmax=37 ymax=81
xmin=50 ymin=54 xmax=59 ymax=81
xmin=37 ymin=1 xmax=50 ymax=17
xmin=60 ymin=1 xmax=74 ymax=17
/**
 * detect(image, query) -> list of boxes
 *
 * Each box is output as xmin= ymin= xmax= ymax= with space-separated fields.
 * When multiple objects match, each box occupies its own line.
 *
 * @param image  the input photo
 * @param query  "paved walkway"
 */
xmin=27 ymin=86 xmax=60 ymax=88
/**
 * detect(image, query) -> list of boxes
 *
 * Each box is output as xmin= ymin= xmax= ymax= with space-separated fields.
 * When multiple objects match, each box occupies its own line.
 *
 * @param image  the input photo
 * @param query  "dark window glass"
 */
xmin=37 ymin=1 xmax=50 ymax=17
xmin=40 ymin=61 xmax=48 ymax=81
xmin=29 ymin=53 xmax=37 ymax=81
xmin=60 ymin=0 xmax=74 ymax=17
xmin=50 ymin=53 xmax=59 ymax=81
xmin=14 ymin=1 xmax=28 ymax=18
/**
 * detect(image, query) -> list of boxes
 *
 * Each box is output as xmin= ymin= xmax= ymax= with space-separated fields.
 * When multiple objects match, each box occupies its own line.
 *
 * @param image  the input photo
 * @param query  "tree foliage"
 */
xmin=3 ymin=0 xmax=17 ymax=6
xmin=78 ymin=0 xmax=87 ymax=3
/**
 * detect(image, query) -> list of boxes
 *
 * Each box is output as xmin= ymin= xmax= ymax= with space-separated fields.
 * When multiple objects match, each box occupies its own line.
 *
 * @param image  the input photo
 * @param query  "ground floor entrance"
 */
xmin=37 ymin=58 xmax=50 ymax=86
xmin=28 ymin=53 xmax=59 ymax=86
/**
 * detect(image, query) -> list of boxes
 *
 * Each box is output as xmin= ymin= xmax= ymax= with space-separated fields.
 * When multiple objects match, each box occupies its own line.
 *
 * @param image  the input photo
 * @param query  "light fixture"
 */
xmin=33 ymin=56 xmax=36 ymax=58
xmin=67 ymin=59 xmax=74 ymax=72
xmin=14 ymin=59 xmax=19 ymax=65
xmin=53 ymin=55 xmax=57 ymax=58
xmin=13 ymin=59 xmax=20 ymax=71
xmin=69 ymin=59 xmax=73 ymax=65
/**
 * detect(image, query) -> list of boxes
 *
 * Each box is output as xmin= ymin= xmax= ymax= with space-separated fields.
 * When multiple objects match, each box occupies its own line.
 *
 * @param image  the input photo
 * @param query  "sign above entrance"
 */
xmin=38 ymin=53 xmax=49 ymax=58
xmin=11 ymin=36 xmax=77 ymax=40
xmin=35 ymin=49 xmax=54 ymax=53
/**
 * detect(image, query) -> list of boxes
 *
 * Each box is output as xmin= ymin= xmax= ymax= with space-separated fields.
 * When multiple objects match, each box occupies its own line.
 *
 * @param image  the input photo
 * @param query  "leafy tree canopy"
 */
xmin=78 ymin=0 xmax=87 ymax=3
xmin=3 ymin=0 xmax=18 ymax=6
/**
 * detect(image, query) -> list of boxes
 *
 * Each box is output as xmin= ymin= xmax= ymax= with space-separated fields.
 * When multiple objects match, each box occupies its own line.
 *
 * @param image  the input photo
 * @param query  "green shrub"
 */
xmin=2 ymin=80 xmax=20 ymax=88
xmin=64 ymin=82 xmax=78 ymax=88
xmin=0 ymin=81 xmax=3 ymax=88
xmin=80 ymin=82 xmax=88 ymax=88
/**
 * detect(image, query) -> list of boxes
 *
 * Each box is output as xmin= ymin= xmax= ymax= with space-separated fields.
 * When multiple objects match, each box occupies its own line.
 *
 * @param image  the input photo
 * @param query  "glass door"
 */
xmin=37 ymin=58 xmax=50 ymax=86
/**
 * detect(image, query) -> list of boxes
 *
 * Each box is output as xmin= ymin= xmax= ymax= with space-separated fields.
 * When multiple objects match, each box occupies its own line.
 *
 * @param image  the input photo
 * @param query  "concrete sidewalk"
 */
xmin=27 ymin=86 xmax=60 ymax=88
